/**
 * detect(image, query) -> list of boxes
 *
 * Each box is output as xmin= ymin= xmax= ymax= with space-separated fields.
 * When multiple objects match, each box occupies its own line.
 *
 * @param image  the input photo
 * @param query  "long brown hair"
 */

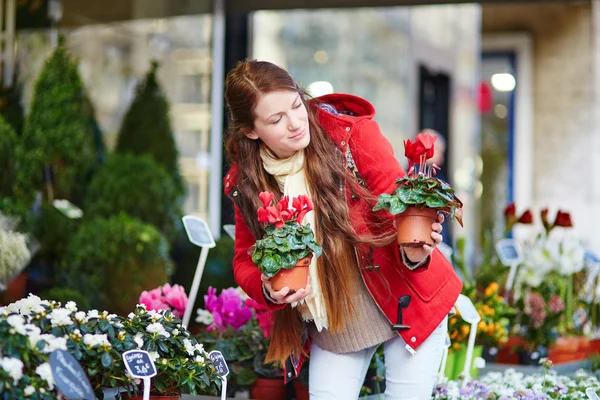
xmin=224 ymin=60 xmax=385 ymax=365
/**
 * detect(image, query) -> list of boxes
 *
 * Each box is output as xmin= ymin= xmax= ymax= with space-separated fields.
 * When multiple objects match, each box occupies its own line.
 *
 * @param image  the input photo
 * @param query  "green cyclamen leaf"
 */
xmin=425 ymin=195 xmax=447 ymax=208
xmin=251 ymin=248 xmax=263 ymax=264
xmin=388 ymin=197 xmax=407 ymax=215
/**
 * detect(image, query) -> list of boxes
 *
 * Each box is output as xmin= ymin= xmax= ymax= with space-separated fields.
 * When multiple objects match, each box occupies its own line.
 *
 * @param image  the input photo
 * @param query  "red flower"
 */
xmin=404 ymin=139 xmax=426 ymax=166
xmin=504 ymin=203 xmax=516 ymax=218
xmin=266 ymin=206 xmax=284 ymax=229
xmin=518 ymin=210 xmax=533 ymax=224
xmin=257 ymin=207 xmax=270 ymax=223
xmin=415 ymin=132 xmax=436 ymax=159
xmin=259 ymin=192 xmax=274 ymax=208
xmin=293 ymin=195 xmax=313 ymax=225
xmin=277 ymin=196 xmax=289 ymax=211
xmin=554 ymin=210 xmax=573 ymax=228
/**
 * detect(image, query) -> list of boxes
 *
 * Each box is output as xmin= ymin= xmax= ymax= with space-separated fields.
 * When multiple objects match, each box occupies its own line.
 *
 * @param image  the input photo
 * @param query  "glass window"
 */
xmin=15 ymin=14 xmax=213 ymax=220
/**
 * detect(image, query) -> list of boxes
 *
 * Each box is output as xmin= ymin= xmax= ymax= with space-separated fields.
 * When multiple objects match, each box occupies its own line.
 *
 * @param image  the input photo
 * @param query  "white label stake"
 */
xmin=122 ymin=350 xmax=157 ymax=400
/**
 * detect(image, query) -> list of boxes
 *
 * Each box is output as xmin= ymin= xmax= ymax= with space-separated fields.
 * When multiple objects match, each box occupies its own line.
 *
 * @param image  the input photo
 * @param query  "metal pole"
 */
xmin=182 ymin=246 xmax=210 ymax=328
xmin=208 ymin=0 xmax=225 ymax=240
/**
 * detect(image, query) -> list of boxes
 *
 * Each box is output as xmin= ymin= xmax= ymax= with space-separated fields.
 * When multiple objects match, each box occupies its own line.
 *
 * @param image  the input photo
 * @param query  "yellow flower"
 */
xmin=485 ymin=282 xmax=499 ymax=297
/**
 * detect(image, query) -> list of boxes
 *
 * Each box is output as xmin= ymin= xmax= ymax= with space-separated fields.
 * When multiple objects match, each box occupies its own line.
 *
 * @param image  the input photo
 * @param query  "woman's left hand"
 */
xmin=403 ymin=213 xmax=444 ymax=263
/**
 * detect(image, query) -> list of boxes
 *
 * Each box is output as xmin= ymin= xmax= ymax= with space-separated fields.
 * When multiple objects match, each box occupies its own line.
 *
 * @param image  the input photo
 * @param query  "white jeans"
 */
xmin=309 ymin=318 xmax=447 ymax=400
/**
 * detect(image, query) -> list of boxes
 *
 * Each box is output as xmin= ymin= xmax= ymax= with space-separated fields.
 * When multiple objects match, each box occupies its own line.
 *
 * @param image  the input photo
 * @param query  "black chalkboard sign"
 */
xmin=182 ymin=216 xmax=216 ymax=248
xmin=208 ymin=350 xmax=229 ymax=377
xmin=49 ymin=350 xmax=95 ymax=400
xmin=122 ymin=350 xmax=157 ymax=378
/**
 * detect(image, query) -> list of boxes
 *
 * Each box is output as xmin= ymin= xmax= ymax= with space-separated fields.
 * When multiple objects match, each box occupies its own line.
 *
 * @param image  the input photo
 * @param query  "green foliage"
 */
xmin=115 ymin=61 xmax=184 ymax=195
xmin=39 ymin=287 xmax=91 ymax=310
xmin=252 ymin=222 xmax=322 ymax=278
xmin=84 ymin=154 xmax=181 ymax=241
xmin=198 ymin=321 xmax=272 ymax=394
xmin=58 ymin=213 xmax=173 ymax=315
xmin=373 ymin=175 xmax=463 ymax=224
xmin=0 ymin=85 xmax=24 ymax=135
xmin=14 ymin=43 xmax=97 ymax=206
xmin=0 ymin=115 xmax=18 ymax=198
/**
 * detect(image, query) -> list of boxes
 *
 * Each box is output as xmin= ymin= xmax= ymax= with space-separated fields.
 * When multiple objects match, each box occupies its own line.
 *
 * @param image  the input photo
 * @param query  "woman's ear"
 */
xmin=243 ymin=128 xmax=259 ymax=140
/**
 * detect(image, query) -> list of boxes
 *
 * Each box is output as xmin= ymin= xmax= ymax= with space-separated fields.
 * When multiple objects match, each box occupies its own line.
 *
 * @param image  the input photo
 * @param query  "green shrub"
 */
xmin=0 ymin=85 xmax=24 ymax=136
xmin=59 ymin=213 xmax=172 ymax=315
xmin=0 ymin=115 xmax=18 ymax=198
xmin=84 ymin=153 xmax=181 ymax=241
xmin=39 ymin=287 xmax=91 ymax=310
xmin=15 ymin=43 xmax=97 ymax=206
xmin=115 ymin=62 xmax=184 ymax=195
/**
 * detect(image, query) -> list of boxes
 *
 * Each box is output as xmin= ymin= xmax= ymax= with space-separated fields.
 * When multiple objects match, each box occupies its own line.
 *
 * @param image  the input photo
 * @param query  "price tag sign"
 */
xmin=455 ymin=294 xmax=481 ymax=324
xmin=122 ymin=350 xmax=157 ymax=379
xmin=183 ymin=216 xmax=216 ymax=248
xmin=223 ymin=224 xmax=236 ymax=240
xmin=587 ymin=388 xmax=600 ymax=400
xmin=209 ymin=350 xmax=229 ymax=377
xmin=495 ymin=238 xmax=524 ymax=266
xmin=53 ymin=199 xmax=83 ymax=219
xmin=50 ymin=350 xmax=95 ymax=400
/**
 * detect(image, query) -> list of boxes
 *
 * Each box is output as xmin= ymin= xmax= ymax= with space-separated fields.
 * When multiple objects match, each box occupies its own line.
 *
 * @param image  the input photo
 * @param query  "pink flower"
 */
xmin=164 ymin=284 xmax=188 ymax=318
xmin=204 ymin=287 xmax=253 ymax=332
xmin=139 ymin=290 xmax=169 ymax=312
xmin=246 ymin=298 xmax=273 ymax=338
xmin=548 ymin=295 xmax=565 ymax=314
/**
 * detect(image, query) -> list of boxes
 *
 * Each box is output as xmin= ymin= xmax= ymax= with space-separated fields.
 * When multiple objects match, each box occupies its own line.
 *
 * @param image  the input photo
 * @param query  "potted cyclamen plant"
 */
xmin=373 ymin=132 xmax=463 ymax=247
xmin=252 ymin=192 xmax=322 ymax=291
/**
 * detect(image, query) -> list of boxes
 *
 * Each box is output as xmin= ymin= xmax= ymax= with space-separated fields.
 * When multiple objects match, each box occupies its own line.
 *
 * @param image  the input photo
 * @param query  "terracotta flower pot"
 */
xmin=395 ymin=207 xmax=437 ymax=247
xmin=249 ymin=377 xmax=287 ymax=400
xmin=271 ymin=257 xmax=310 ymax=292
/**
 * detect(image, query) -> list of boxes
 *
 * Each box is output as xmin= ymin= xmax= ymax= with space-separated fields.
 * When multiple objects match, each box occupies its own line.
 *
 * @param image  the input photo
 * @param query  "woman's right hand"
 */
xmin=261 ymin=274 xmax=312 ymax=304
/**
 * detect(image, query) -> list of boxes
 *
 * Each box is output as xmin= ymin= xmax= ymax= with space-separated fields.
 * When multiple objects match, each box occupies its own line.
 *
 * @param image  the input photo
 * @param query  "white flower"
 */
xmin=35 ymin=363 xmax=54 ymax=389
xmin=7 ymin=314 xmax=27 ymax=335
xmin=65 ymin=301 xmax=77 ymax=312
xmin=7 ymin=294 xmax=49 ymax=316
xmin=473 ymin=357 xmax=486 ymax=369
xmin=172 ymin=329 xmax=180 ymax=337
xmin=24 ymin=385 xmax=35 ymax=396
xmin=39 ymin=335 xmax=68 ymax=353
xmin=234 ymin=287 xmax=249 ymax=301
xmin=128 ymin=312 xmax=135 ymax=319
xmin=0 ymin=229 xmax=31 ymax=283
xmin=183 ymin=339 xmax=195 ymax=356
xmin=195 ymin=355 xmax=205 ymax=364
xmin=149 ymin=352 xmax=159 ymax=362
xmin=194 ymin=343 xmax=205 ymax=354
xmin=87 ymin=310 xmax=99 ymax=319
xmin=0 ymin=357 xmax=23 ymax=384
xmin=196 ymin=309 xmax=214 ymax=326
xmin=74 ymin=311 xmax=88 ymax=323
xmin=147 ymin=310 xmax=163 ymax=322
xmin=83 ymin=334 xmax=111 ymax=348
xmin=134 ymin=332 xmax=144 ymax=348
xmin=146 ymin=322 xmax=170 ymax=338
xmin=48 ymin=308 xmax=74 ymax=326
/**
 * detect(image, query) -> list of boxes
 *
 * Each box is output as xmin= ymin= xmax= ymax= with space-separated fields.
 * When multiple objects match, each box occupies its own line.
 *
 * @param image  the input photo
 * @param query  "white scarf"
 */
xmin=259 ymin=147 xmax=328 ymax=331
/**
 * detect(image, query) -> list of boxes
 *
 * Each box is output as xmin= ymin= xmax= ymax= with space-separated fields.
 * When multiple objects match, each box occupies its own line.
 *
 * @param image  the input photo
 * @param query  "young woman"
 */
xmin=223 ymin=60 xmax=462 ymax=399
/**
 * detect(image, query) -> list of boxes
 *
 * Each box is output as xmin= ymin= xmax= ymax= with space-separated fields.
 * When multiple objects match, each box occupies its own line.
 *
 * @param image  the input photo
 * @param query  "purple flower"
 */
xmin=513 ymin=389 xmax=548 ymax=400
xmin=203 ymin=286 xmax=253 ymax=332
xmin=432 ymin=384 xmax=448 ymax=398
xmin=552 ymin=383 xmax=568 ymax=395
xmin=459 ymin=380 xmax=489 ymax=399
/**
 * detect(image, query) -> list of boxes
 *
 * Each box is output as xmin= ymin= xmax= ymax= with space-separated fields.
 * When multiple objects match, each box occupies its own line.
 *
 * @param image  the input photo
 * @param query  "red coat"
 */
xmin=224 ymin=93 xmax=462 ymax=375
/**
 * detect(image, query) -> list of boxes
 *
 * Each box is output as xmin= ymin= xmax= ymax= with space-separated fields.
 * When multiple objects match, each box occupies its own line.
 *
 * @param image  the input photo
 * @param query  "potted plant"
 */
xmin=1 ymin=294 xmax=221 ymax=399
xmin=195 ymin=286 xmax=285 ymax=399
xmin=251 ymin=192 xmax=322 ymax=291
xmin=373 ymin=132 xmax=463 ymax=247
xmin=474 ymin=282 xmax=514 ymax=363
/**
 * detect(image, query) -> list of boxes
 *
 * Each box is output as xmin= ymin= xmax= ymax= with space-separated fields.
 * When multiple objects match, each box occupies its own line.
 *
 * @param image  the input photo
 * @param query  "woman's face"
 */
xmin=247 ymin=90 xmax=310 ymax=159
